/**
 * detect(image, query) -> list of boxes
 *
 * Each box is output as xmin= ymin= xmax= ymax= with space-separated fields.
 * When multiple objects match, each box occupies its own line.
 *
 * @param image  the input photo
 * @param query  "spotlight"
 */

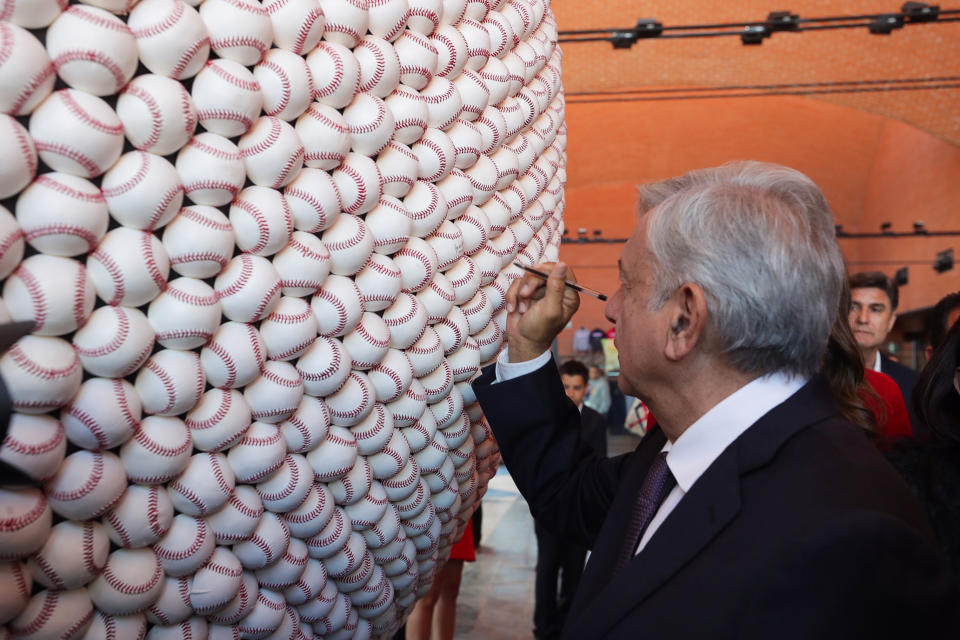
xmin=881 ymin=221 xmax=893 ymax=233
xmin=611 ymin=31 xmax=638 ymax=49
xmin=868 ymin=14 xmax=905 ymax=34
xmin=902 ymin=2 xmax=940 ymax=22
xmin=593 ymin=229 xmax=602 ymax=237
xmin=766 ymin=11 xmax=799 ymax=31
xmin=741 ymin=25 xmax=769 ymax=45
xmin=835 ymin=224 xmax=846 ymax=237
xmin=895 ymin=267 xmax=909 ymax=286
xmin=913 ymin=221 xmax=928 ymax=234
xmin=634 ymin=19 xmax=664 ymax=38
xmin=934 ymin=248 xmax=954 ymax=273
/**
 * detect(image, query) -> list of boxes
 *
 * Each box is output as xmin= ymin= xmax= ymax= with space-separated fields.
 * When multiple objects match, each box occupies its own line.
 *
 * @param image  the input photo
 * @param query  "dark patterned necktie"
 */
xmin=613 ymin=451 xmax=677 ymax=575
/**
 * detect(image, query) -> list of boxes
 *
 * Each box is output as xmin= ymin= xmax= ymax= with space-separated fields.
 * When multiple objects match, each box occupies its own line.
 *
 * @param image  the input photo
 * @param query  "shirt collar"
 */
xmin=662 ymin=372 xmax=808 ymax=492
xmin=873 ymin=350 xmax=883 ymax=372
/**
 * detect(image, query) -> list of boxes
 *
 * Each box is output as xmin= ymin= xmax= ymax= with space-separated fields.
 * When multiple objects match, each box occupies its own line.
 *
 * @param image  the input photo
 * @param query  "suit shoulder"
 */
xmin=881 ymin=355 xmax=918 ymax=383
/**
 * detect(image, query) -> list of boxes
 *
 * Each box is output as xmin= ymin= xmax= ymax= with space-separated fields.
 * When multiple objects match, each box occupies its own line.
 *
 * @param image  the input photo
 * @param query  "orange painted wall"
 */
xmin=554 ymin=95 xmax=960 ymax=355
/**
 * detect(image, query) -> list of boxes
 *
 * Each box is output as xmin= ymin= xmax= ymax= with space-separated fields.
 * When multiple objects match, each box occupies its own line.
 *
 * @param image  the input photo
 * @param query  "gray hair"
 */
xmin=638 ymin=161 xmax=845 ymax=377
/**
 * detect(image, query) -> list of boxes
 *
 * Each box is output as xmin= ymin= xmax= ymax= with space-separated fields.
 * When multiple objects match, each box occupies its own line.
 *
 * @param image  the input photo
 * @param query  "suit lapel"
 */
xmin=563 ymin=376 xmax=841 ymax=639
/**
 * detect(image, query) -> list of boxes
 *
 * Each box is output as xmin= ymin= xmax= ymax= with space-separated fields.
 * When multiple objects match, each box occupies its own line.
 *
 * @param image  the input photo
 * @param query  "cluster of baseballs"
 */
xmin=0 ymin=0 xmax=567 ymax=637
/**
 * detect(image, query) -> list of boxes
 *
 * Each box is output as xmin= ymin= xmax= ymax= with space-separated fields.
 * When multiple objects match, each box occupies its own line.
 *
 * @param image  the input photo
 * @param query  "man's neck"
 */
xmin=646 ymin=364 xmax=755 ymax=442
xmin=861 ymin=346 xmax=880 ymax=370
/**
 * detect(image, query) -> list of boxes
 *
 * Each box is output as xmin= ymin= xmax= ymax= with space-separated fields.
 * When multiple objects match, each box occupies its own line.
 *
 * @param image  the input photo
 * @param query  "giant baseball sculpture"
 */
xmin=0 ymin=0 xmax=566 ymax=637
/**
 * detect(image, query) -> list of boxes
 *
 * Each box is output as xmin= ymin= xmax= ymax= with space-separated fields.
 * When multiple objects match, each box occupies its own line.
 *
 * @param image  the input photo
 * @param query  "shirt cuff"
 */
xmin=494 ymin=348 xmax=552 ymax=383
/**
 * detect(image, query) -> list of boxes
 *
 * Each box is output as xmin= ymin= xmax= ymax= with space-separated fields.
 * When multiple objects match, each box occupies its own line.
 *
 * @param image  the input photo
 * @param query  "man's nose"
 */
xmin=855 ymin=307 xmax=870 ymax=324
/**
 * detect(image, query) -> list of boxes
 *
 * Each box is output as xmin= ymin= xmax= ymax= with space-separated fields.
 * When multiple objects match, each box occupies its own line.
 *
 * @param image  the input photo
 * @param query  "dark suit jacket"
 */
xmin=475 ymin=360 xmax=958 ymax=639
xmin=578 ymin=405 xmax=607 ymax=459
xmin=880 ymin=353 xmax=923 ymax=433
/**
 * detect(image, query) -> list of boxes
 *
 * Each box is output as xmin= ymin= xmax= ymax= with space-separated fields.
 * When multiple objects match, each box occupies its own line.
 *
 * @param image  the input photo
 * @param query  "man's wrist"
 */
xmin=508 ymin=337 xmax=552 ymax=362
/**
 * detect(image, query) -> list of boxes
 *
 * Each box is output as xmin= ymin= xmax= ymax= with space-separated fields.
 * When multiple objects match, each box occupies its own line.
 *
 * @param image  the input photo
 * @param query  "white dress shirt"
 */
xmin=492 ymin=348 xmax=808 ymax=555
xmin=872 ymin=350 xmax=883 ymax=372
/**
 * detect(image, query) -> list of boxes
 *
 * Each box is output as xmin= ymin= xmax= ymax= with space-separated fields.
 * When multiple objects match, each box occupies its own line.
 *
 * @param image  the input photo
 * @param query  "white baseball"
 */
xmin=207 ymin=571 xmax=258 ymax=625
xmin=0 ymin=561 xmax=32 ymax=625
xmin=296 ymin=335 xmax=351 ymax=397
xmin=434 ymin=303 xmax=469 ymax=353
xmin=175 ymin=134 xmax=245 ymax=207
xmin=416 ymin=271 xmax=455 ymax=323
xmin=453 ymin=69 xmax=489 ymax=123
xmin=382 ymin=292 xmax=428 ymax=349
xmin=162 ymin=205 xmax=235 ymax=279
xmin=306 ymin=41 xmax=360 ymax=109
xmin=199 ymin=0 xmax=273 ymax=65
xmin=368 ymin=349 xmax=414 ymax=404
xmin=326 ymin=370 xmax=376 ymax=427
xmin=227 ymin=421 xmax=287 ymax=483
xmin=264 ymin=0 xmax=325 ymax=54
xmin=73 ymin=305 xmax=155 ymax=378
xmin=260 ymin=296 xmax=320 ymax=360
xmin=29 ymin=89 xmax=123 ymax=178
xmin=401 ymin=405 xmax=437 ymax=453
xmin=344 ymin=92 xmax=396 ymax=157
xmin=0 ymin=114 xmax=36 ymax=199
xmin=44 ymin=450 xmax=126 ymax=520
xmin=233 ymin=513 xmax=290 ymax=569
xmin=0 ymin=22 xmax=55 ymax=116
xmin=128 ymin=0 xmax=210 ymax=79
xmin=403 ymin=179 xmax=448 ymax=238
xmin=207 ymin=486 xmax=265 ymax=545
xmin=244 ymin=361 xmax=305 ymax=424
xmin=488 ymin=223 xmax=519 ymax=268
xmin=153 ymin=514 xmax=216 ymax=578
xmin=354 ymin=36 xmax=401 ymax=98
xmin=190 ymin=547 xmax=243 ymax=615
xmin=9 ymin=589 xmax=94 ymax=640
xmin=3 ymin=254 xmax=95 ymax=336
xmin=87 ymin=227 xmax=170 ymax=307
xmin=136 ymin=348 xmax=204 ymax=417
xmin=239 ymin=117 xmax=305 ymax=189
xmin=214 ymin=254 xmax=282 ymax=323
xmin=442 ymin=0 xmax=468 ymax=23
xmin=408 ymin=0 xmax=442 ymax=34
xmin=355 ymin=252 xmax=402 ymax=311
xmin=46 ymin=5 xmax=137 ymax=96
xmin=501 ymin=50 xmax=525 ymax=97
xmin=0 ymin=487 xmax=51 ymax=560
xmin=230 ymin=186 xmax=295 ymax=257
xmin=421 ymin=76 xmax=463 ymax=131
xmin=368 ymin=428 xmax=411 ymax=480
xmin=283 ymin=484 xmax=335 ymax=539
xmin=483 ymin=10 xmax=515 ymax=59
xmin=85 ymin=611 xmax=148 ymax=640
xmin=426 ymin=220 xmax=465 ymax=270
xmin=446 ymin=336 xmax=480 ymax=381
xmin=412 ymin=127 xmax=456 ymax=184
xmin=100 ymin=152 xmax=183 ymax=232
xmin=192 ymin=59 xmax=263 ymax=138
xmin=284 ymin=557 xmax=328 ymax=606
xmin=364 ymin=195 xmax=412 ymax=255
xmin=319 ymin=0 xmax=368 ymax=47
xmin=344 ymin=312 xmax=392 ymax=370
xmin=419 ymin=359 xmax=454 ymax=404
xmin=332 ymin=152 xmax=383 ymax=215
xmin=281 ymin=395 xmax=331 ymax=453
xmin=364 ymin=501 xmax=402 ymax=550
xmin=185 ymin=388 xmax=252 ymax=452
xmin=257 ymin=453 xmax=313 ymax=513
xmin=325 ymin=533 xmax=367 ymax=580
xmin=254 ymin=48 xmax=314 ymax=122
xmin=368 ymin=0 xmax=409 ymax=41
xmin=103 ymin=484 xmax=174 ymax=549
xmin=168 ymin=451 xmax=236 ymax=516
xmin=445 ymin=119 xmax=483 ymax=169
xmin=383 ymin=455 xmax=422 ymax=503
xmin=385 ymin=86 xmax=429 ymax=148
xmin=147 ymin=576 xmax=193 ymax=626
xmin=470 ymin=244 xmax=501 ymax=286
xmin=376 ymin=140 xmax=418 ymax=199
xmin=295 ymin=103 xmax=350 ymax=173
xmin=322 ymin=213 xmax=375 ymax=276
xmin=147 ymin=277 xmax=220 ymax=349
xmin=311 ymin=274 xmax=364 ymax=337
xmin=235 ymin=589 xmax=287 ymax=637
xmin=284 ymin=168 xmax=343 ymax=235
xmin=120 ymin=416 xmax=193 ymax=484
xmin=461 ymin=286 xmax=493 ymax=333
xmin=455 ymin=205 xmax=490 ymax=253
xmin=482 ymin=272 xmax=508 ymax=312
xmin=116 ymin=74 xmax=197 ymax=156
xmin=474 ymin=104 xmax=507 ymax=157
xmin=307 ymin=588 xmax=349 ymax=634
xmin=431 ymin=24 xmax=468 ymax=78
xmin=405 ymin=325 xmax=444 ymax=376
xmin=61 ymin=377 xmax=140 ymax=451
xmin=395 ymin=474 xmax=430 ymax=519
xmin=459 ymin=17 xmax=491 ymax=70
xmin=303 ymin=506 xmax=350 ymax=560
xmin=0 ymin=335 xmax=82 ymax=414
xmin=394 ymin=237 xmax=438 ymax=293
xmin=0 ymin=204 xmax=24 ymax=280
xmin=0 ymin=413 xmax=65 ymax=482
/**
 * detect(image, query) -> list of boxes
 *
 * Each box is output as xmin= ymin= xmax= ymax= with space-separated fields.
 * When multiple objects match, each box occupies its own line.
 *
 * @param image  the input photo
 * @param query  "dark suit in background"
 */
xmin=532 ymin=405 xmax=606 ymax=640
xmin=881 ymin=352 xmax=923 ymax=432
xmin=475 ymin=362 xmax=958 ymax=640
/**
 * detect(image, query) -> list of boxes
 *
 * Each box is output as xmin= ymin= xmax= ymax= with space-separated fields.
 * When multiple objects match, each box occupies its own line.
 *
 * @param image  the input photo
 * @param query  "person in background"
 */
xmin=573 ymin=326 xmax=591 ymax=356
xmin=925 ymin=291 xmax=960 ymax=359
xmin=584 ymin=365 xmax=611 ymax=416
xmin=886 ymin=319 xmax=960 ymax=573
xmin=534 ymin=359 xmax=606 ymax=640
xmin=849 ymin=271 xmax=921 ymax=430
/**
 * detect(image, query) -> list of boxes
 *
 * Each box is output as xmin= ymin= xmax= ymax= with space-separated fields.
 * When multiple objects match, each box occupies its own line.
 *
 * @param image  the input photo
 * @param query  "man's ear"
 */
xmin=886 ymin=312 xmax=898 ymax=335
xmin=664 ymin=283 xmax=708 ymax=361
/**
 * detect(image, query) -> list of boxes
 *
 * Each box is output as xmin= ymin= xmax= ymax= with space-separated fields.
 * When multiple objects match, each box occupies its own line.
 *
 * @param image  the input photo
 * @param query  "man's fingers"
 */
xmin=542 ymin=262 xmax=571 ymax=310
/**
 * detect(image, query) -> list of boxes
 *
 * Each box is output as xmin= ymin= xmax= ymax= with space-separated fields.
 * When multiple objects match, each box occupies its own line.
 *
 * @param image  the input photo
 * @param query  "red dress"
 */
xmin=862 ymin=369 xmax=913 ymax=438
xmin=449 ymin=518 xmax=475 ymax=561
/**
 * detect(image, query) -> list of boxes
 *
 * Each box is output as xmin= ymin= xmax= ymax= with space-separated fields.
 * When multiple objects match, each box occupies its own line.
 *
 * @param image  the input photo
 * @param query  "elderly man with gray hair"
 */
xmin=474 ymin=161 xmax=957 ymax=639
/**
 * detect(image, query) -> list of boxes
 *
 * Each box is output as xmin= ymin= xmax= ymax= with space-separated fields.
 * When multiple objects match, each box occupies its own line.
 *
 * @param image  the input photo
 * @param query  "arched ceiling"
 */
xmin=553 ymin=1 xmax=960 ymax=145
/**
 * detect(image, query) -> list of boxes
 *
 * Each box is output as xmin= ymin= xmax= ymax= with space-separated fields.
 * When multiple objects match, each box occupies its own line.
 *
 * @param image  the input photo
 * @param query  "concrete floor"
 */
xmin=452 ymin=432 xmax=640 ymax=639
